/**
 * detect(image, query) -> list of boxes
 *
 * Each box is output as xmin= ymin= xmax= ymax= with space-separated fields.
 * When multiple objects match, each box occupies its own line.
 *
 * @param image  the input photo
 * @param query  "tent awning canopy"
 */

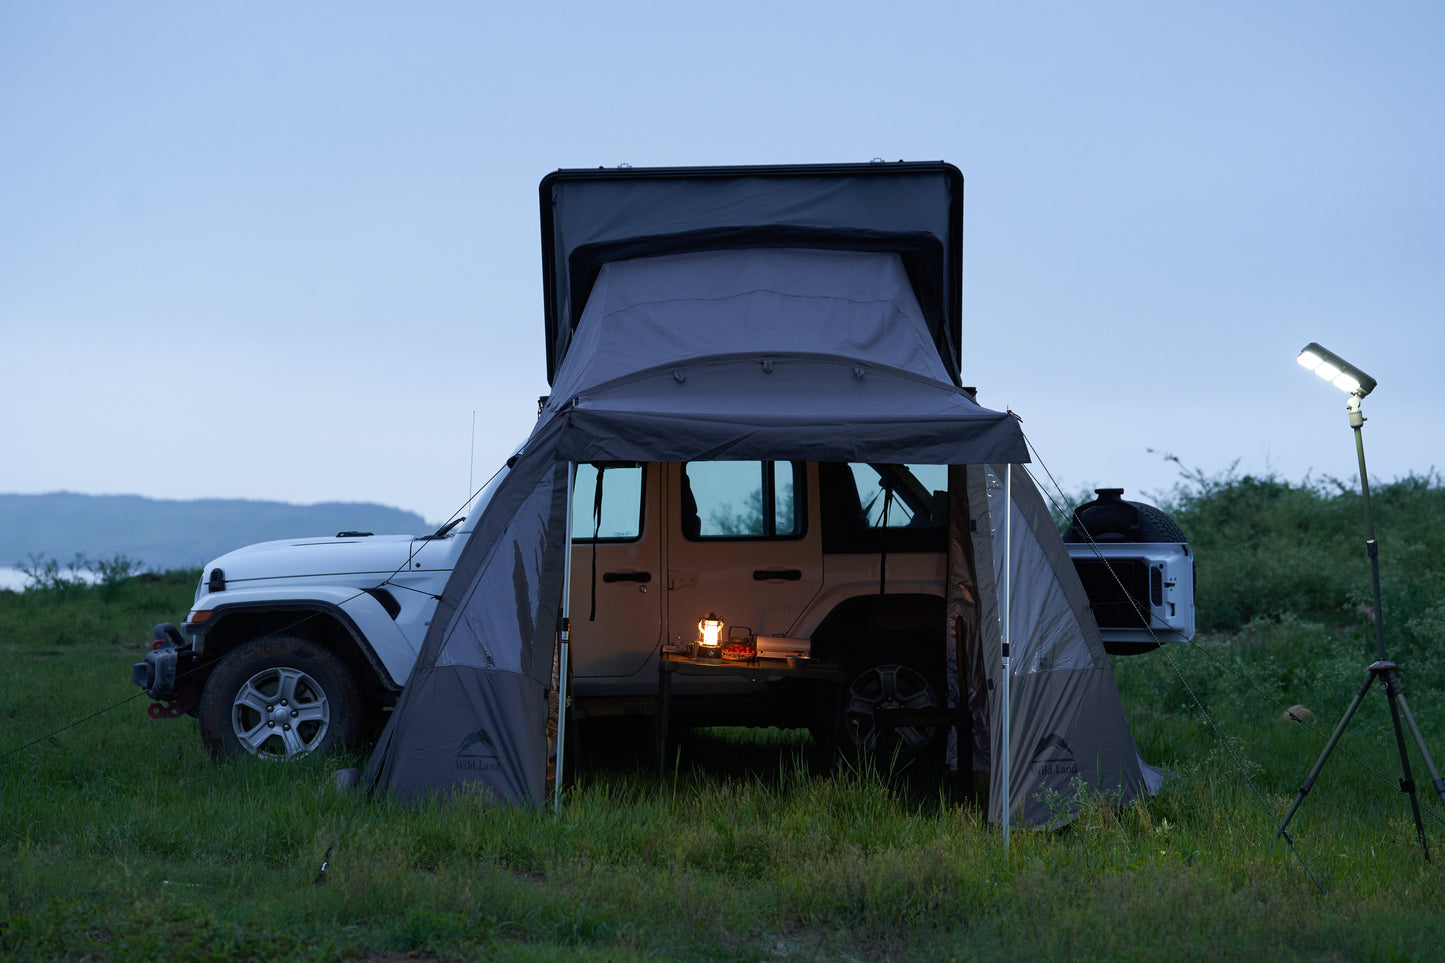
xmin=551 ymin=353 xmax=1026 ymax=465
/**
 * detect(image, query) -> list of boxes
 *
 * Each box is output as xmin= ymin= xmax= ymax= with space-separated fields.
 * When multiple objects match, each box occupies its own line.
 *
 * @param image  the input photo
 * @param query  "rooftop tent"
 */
xmin=364 ymin=163 xmax=1159 ymax=825
xmin=540 ymin=162 xmax=965 ymax=386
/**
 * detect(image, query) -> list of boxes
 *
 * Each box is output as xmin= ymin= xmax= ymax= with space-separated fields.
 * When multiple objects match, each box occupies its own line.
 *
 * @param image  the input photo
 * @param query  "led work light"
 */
xmin=1296 ymin=342 xmax=1378 ymax=398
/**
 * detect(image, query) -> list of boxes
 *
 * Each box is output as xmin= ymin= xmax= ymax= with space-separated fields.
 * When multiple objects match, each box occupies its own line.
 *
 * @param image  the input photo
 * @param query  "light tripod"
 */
xmin=1277 ymin=343 xmax=1445 ymax=859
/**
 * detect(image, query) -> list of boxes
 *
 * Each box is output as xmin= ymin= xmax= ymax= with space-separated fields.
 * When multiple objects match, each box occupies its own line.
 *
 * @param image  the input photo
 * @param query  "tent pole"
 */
xmin=1001 ymin=464 xmax=1012 ymax=849
xmin=554 ymin=462 xmax=576 ymax=814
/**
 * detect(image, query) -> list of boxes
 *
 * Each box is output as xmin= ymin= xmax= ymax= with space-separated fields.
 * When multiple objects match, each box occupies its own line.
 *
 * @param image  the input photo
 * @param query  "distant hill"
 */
xmin=0 ymin=492 xmax=431 ymax=572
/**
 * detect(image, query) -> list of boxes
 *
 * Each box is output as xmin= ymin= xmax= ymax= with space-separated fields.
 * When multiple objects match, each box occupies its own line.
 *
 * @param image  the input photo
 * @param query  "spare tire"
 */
xmin=1064 ymin=488 xmax=1186 ymax=545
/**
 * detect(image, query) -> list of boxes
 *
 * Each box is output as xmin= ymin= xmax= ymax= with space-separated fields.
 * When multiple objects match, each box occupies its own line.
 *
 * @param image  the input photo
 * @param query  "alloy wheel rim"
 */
xmin=230 ymin=666 xmax=331 ymax=758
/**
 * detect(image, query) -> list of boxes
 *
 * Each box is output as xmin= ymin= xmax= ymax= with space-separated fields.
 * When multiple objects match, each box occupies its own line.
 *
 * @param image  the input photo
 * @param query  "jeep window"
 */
xmin=571 ymin=463 xmax=644 ymax=541
xmin=819 ymin=463 xmax=947 ymax=553
xmin=683 ymin=461 xmax=802 ymax=540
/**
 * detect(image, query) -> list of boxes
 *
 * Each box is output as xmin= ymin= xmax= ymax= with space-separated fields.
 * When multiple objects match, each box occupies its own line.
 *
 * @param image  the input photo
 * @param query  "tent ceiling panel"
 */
xmin=547 ymin=249 xmax=954 ymax=404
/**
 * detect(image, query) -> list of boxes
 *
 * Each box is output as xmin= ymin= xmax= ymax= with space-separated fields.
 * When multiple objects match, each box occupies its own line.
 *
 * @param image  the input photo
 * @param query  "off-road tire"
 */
xmin=837 ymin=633 xmax=947 ymax=772
xmin=1064 ymin=495 xmax=1187 ymax=544
xmin=198 ymin=635 xmax=363 ymax=760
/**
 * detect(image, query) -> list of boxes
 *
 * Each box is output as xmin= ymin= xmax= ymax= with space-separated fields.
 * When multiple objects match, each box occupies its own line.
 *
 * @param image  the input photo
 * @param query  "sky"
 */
xmin=3 ymin=2 xmax=1442 ymax=524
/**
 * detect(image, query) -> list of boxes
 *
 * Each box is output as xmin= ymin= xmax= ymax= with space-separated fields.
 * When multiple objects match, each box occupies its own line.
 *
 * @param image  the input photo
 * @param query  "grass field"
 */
xmin=2 ymin=471 xmax=1443 ymax=961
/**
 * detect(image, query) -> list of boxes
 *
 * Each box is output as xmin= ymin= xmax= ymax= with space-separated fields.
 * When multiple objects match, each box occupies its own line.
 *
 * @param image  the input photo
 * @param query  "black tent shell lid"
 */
xmin=538 ymin=161 xmax=965 ymax=386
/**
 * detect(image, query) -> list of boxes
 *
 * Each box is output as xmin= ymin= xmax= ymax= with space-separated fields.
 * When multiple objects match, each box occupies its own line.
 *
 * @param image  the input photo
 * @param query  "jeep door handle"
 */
xmin=602 ymin=570 xmax=652 ymax=583
xmin=753 ymin=569 xmax=803 ymax=581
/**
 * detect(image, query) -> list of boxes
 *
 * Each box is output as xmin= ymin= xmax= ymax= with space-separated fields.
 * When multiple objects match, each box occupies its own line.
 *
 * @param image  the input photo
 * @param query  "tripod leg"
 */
xmin=1392 ymin=688 xmax=1445 ymax=807
xmin=1278 ymin=671 xmax=1376 ymax=841
xmin=1381 ymin=669 xmax=1432 ymax=860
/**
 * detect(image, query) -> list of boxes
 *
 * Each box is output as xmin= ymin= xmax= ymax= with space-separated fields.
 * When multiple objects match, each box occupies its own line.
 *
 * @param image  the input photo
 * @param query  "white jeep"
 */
xmin=134 ymin=160 xmax=1194 ymax=763
xmin=133 ymin=462 xmax=1192 ymax=760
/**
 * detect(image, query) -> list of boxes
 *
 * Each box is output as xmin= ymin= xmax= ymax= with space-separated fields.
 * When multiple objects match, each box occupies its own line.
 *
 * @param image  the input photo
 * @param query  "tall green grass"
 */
xmin=3 ymin=473 xmax=1445 ymax=962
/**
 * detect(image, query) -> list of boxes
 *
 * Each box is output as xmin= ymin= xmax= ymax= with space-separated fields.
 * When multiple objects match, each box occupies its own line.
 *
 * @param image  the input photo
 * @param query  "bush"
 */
xmin=1146 ymin=463 xmax=1445 ymax=653
xmin=15 ymin=552 xmax=144 ymax=594
xmin=0 ymin=561 xmax=199 ymax=648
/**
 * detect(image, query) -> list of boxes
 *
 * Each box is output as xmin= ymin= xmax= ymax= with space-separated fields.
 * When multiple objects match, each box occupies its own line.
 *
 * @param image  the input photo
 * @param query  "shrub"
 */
xmin=1143 ymin=463 xmax=1445 ymax=647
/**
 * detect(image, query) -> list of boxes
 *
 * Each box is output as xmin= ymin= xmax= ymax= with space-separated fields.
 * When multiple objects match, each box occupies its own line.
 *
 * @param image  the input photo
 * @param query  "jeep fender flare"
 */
xmin=807 ymin=592 xmax=947 ymax=666
xmin=189 ymin=588 xmax=416 ymax=693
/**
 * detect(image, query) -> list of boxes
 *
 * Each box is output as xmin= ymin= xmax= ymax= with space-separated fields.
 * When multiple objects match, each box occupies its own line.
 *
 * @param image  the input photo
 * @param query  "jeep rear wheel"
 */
xmin=199 ymin=636 xmax=362 ymax=760
xmin=843 ymin=662 xmax=942 ymax=761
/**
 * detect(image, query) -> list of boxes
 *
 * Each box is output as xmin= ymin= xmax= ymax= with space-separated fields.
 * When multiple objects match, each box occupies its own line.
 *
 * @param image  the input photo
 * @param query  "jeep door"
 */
xmin=666 ymin=461 xmax=823 ymax=655
xmin=567 ymin=462 xmax=665 ymax=684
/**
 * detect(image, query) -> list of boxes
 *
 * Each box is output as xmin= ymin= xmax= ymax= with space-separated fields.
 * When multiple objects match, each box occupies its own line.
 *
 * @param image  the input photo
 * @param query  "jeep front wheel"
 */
xmin=199 ymin=636 xmax=362 ymax=760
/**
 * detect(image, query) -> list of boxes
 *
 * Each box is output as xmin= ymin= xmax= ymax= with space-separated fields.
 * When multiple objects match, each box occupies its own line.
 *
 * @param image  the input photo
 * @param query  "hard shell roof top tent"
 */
xmin=540 ymin=161 xmax=967 ymax=387
xmin=364 ymin=162 xmax=1160 ymax=827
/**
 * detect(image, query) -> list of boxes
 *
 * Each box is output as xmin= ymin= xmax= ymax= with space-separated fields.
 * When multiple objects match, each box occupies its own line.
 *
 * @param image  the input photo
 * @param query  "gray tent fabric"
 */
xmin=552 ymin=249 xmax=955 ymax=393
xmin=546 ymin=250 xmax=1025 ymax=465
xmin=967 ymin=465 xmax=1164 ymax=826
xmin=366 ymin=163 xmax=1158 ymax=826
xmin=364 ymin=428 xmax=569 ymax=804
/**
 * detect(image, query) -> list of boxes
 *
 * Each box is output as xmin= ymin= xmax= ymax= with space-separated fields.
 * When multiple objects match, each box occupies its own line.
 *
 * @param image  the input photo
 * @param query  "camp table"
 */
xmin=655 ymin=652 xmax=846 ymax=782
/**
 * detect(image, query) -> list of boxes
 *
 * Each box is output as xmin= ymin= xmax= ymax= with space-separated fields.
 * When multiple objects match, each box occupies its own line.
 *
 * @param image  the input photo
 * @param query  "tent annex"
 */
xmin=363 ymin=164 xmax=1159 ymax=826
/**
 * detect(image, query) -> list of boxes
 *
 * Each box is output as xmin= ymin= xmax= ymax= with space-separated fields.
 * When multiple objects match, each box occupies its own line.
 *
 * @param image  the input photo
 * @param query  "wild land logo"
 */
xmin=456 ymin=726 xmax=502 ymax=773
xmin=1029 ymin=733 xmax=1079 ymax=777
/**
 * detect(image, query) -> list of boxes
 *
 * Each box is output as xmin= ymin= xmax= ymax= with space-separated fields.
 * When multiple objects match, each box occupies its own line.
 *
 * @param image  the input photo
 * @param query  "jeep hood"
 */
xmin=202 ymin=534 xmax=442 ymax=584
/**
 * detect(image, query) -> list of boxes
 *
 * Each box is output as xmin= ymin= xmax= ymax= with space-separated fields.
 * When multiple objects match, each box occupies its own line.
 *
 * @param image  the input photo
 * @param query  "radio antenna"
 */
xmin=468 ymin=410 xmax=476 ymax=505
